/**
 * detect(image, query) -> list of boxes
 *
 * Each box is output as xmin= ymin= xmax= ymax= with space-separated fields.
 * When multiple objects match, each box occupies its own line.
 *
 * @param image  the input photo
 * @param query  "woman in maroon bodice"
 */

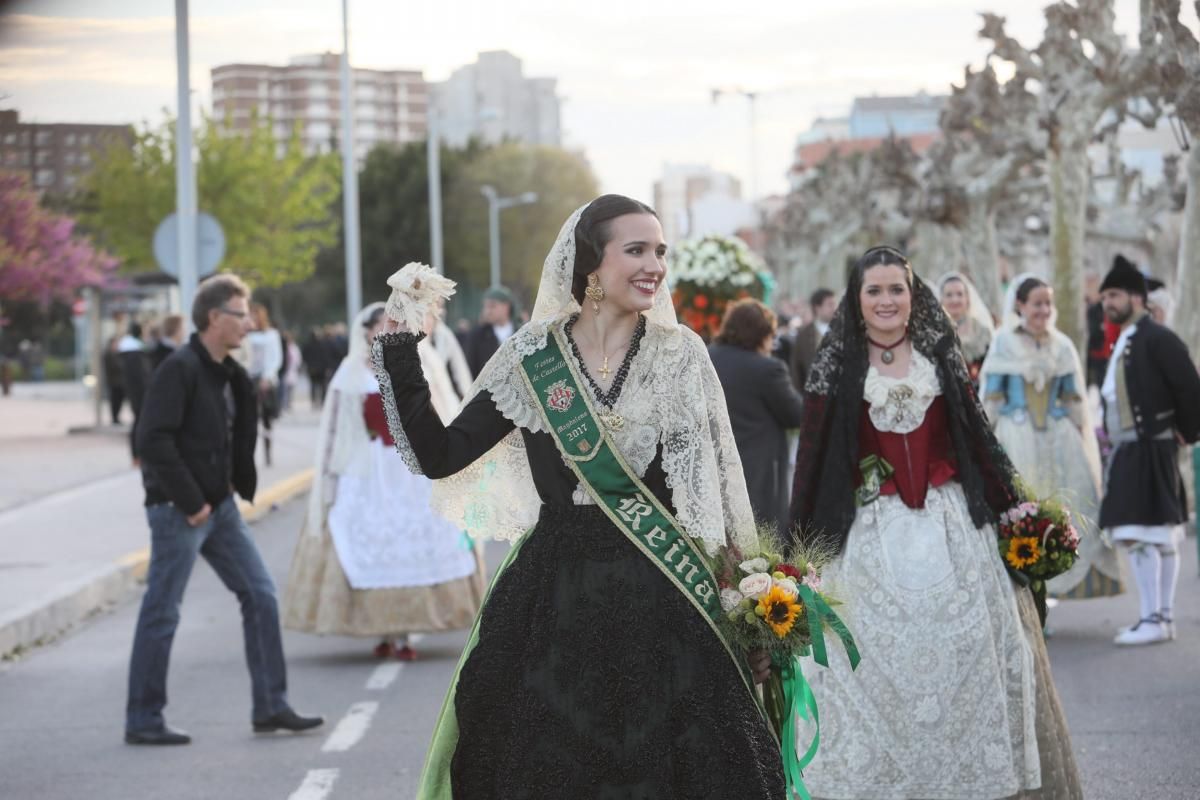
xmin=787 ymin=246 xmax=1083 ymax=800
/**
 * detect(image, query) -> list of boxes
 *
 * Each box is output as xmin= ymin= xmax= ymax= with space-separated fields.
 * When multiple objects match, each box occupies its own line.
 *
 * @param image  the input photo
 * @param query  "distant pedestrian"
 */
xmin=301 ymin=327 xmax=331 ymax=406
xmin=708 ymin=299 xmax=804 ymax=534
xmin=788 ymin=287 xmax=837 ymax=391
xmin=464 ymin=286 xmax=518 ymax=377
xmin=148 ymin=315 xmax=185 ymax=373
xmin=937 ymin=272 xmax=994 ymax=384
xmin=1097 ymin=255 xmax=1200 ymax=646
xmin=282 ymin=331 xmax=302 ymax=411
xmin=125 ymin=273 xmax=323 ymax=746
xmin=246 ymin=303 xmax=283 ymax=465
xmin=104 ymin=336 xmax=126 ymax=424
xmin=119 ymin=323 xmax=150 ymax=460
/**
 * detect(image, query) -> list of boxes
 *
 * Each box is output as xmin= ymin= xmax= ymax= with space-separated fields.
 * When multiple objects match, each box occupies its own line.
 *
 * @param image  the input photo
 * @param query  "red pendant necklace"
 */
xmin=867 ymin=330 xmax=908 ymax=364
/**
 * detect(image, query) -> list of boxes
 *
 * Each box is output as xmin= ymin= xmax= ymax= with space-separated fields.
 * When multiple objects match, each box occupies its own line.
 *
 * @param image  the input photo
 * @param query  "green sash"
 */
xmin=519 ymin=329 xmax=761 ymax=703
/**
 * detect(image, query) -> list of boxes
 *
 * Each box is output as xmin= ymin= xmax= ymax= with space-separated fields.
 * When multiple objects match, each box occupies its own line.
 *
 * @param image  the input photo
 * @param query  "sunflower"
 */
xmin=756 ymin=585 xmax=803 ymax=638
xmin=1005 ymin=536 xmax=1042 ymax=569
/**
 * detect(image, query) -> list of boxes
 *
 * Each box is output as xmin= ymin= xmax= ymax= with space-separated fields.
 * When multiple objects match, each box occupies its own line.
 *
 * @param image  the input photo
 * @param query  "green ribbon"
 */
xmin=797 ymin=584 xmax=861 ymax=670
xmin=774 ymin=653 xmax=820 ymax=800
xmin=855 ymin=454 xmax=895 ymax=507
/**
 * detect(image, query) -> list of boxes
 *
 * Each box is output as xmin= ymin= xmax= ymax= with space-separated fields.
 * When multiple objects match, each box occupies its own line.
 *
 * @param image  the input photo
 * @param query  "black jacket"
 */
xmin=136 ymin=334 xmax=258 ymax=513
xmin=708 ymin=342 xmax=805 ymax=534
xmin=1104 ymin=316 xmax=1200 ymax=443
xmin=464 ymin=323 xmax=506 ymax=378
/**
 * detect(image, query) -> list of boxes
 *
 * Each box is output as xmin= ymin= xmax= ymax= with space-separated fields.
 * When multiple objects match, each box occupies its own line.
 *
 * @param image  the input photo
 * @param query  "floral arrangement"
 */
xmin=712 ymin=529 xmax=859 ymax=799
xmin=669 ymin=234 xmax=771 ymax=340
xmin=997 ymin=497 xmax=1081 ymax=623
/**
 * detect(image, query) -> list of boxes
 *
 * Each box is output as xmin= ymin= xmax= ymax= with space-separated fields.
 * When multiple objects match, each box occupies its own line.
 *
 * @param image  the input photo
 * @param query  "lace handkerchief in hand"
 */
xmin=384 ymin=262 xmax=456 ymax=332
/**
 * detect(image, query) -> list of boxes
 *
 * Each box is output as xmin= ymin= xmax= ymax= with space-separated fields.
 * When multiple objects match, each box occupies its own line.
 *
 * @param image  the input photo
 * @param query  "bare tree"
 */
xmin=919 ymin=63 xmax=1043 ymax=314
xmin=1145 ymin=0 xmax=1200 ymax=353
xmin=982 ymin=0 xmax=1158 ymax=348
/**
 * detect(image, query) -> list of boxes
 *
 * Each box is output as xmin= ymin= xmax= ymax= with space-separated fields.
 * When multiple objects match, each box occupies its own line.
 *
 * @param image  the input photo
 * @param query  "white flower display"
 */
xmin=384 ymin=262 xmax=457 ymax=333
xmin=669 ymin=234 xmax=767 ymax=291
xmin=738 ymin=572 xmax=774 ymax=599
xmin=739 ymin=557 xmax=770 ymax=574
xmin=720 ymin=588 xmax=745 ymax=612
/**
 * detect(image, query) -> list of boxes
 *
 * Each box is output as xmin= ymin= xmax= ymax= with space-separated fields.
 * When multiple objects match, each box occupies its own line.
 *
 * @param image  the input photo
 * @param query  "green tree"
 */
xmin=443 ymin=142 xmax=600 ymax=307
xmin=79 ymin=113 xmax=340 ymax=288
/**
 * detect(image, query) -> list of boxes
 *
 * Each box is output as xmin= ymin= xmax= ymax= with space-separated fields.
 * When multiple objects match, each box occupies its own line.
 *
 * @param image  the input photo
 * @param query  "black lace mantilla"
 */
xmin=789 ymin=274 xmax=1020 ymax=554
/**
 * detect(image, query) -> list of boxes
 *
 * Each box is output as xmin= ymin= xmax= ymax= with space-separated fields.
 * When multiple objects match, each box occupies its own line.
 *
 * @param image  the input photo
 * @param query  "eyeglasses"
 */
xmin=217 ymin=307 xmax=249 ymax=319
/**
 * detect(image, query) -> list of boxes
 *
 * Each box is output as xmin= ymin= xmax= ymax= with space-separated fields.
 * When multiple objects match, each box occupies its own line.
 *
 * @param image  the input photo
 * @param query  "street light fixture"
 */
xmin=480 ymin=186 xmax=538 ymax=289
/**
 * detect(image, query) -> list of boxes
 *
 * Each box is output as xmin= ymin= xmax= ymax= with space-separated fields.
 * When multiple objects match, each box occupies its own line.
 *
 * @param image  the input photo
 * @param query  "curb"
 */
xmin=0 ymin=468 xmax=314 ymax=661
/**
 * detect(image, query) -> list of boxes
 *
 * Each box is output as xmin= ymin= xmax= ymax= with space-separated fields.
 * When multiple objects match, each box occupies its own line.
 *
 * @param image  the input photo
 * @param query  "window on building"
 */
xmin=64 ymin=152 xmax=77 ymax=166
xmin=35 ymin=168 xmax=55 ymax=187
xmin=2 ymin=132 xmax=15 ymax=145
xmin=36 ymin=150 xmax=50 ymax=165
xmin=65 ymin=133 xmax=77 ymax=146
xmin=79 ymin=133 xmax=91 ymax=146
xmin=35 ymin=131 xmax=52 ymax=146
xmin=79 ymin=152 xmax=91 ymax=166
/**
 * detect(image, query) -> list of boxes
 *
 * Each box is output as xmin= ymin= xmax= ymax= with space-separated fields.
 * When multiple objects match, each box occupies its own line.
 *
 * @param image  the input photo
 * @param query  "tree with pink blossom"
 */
xmin=0 ymin=171 xmax=116 ymax=307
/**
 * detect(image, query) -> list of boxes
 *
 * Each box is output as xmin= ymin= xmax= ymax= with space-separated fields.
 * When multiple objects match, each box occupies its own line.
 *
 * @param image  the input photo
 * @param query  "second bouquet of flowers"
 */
xmin=997 ymin=497 xmax=1081 ymax=623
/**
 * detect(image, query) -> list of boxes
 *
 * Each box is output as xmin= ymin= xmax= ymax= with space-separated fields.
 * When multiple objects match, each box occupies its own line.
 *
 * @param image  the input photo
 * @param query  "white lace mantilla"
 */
xmin=375 ymin=314 xmax=757 ymax=556
xmin=863 ymin=350 xmax=941 ymax=434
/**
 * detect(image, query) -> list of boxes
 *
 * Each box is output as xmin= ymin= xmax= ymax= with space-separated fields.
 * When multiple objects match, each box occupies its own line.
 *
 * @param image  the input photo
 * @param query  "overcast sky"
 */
xmin=0 ymin=0 xmax=1161 ymax=202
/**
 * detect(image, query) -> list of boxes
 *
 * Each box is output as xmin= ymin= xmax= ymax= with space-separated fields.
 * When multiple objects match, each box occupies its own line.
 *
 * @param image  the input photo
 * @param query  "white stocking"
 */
xmin=1157 ymin=539 xmax=1180 ymax=620
xmin=1127 ymin=543 xmax=1162 ymax=621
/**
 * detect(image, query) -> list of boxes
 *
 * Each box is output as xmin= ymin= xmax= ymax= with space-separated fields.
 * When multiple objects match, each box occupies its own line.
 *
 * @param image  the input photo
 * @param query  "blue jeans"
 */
xmin=125 ymin=497 xmax=289 ymax=730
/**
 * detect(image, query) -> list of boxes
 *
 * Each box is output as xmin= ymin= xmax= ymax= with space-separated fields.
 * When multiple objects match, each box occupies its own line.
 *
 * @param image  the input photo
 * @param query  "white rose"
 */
xmin=719 ymin=588 xmax=745 ymax=612
xmin=738 ymin=572 xmax=774 ymax=598
xmin=773 ymin=577 xmax=799 ymax=597
xmin=739 ymin=557 xmax=769 ymax=574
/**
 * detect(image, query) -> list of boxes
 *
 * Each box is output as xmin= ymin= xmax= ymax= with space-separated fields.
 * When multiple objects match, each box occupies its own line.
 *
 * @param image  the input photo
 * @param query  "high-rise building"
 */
xmin=653 ymin=164 xmax=752 ymax=246
xmin=0 ymin=109 xmax=133 ymax=196
xmin=211 ymin=53 xmax=428 ymax=163
xmin=433 ymin=51 xmax=561 ymax=148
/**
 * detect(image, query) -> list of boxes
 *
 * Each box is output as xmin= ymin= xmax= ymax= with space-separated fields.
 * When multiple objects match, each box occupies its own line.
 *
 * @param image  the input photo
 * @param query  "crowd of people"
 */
xmin=117 ymin=193 xmax=1200 ymax=800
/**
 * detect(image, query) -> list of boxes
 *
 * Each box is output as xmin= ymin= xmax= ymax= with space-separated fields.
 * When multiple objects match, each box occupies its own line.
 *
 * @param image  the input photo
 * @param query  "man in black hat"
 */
xmin=1098 ymin=254 xmax=1200 ymax=646
xmin=464 ymin=286 xmax=518 ymax=377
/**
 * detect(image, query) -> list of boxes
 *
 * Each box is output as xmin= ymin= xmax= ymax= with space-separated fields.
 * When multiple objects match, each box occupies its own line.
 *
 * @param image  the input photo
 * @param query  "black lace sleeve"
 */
xmin=374 ymin=332 xmax=515 ymax=479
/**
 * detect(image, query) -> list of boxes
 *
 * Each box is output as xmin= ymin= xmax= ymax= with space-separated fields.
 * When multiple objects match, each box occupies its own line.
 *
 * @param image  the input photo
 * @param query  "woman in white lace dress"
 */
xmin=282 ymin=303 xmax=485 ymax=660
xmin=981 ymin=275 xmax=1123 ymax=600
xmin=789 ymin=247 xmax=1082 ymax=799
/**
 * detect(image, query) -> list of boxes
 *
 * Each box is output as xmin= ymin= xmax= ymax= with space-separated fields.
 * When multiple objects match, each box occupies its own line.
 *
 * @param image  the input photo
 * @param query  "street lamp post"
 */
xmin=480 ymin=186 xmax=537 ymax=289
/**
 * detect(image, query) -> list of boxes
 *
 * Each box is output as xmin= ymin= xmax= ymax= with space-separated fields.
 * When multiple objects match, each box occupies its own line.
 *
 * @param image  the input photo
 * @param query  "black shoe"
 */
xmin=124 ymin=725 xmax=192 ymax=745
xmin=252 ymin=708 xmax=324 ymax=733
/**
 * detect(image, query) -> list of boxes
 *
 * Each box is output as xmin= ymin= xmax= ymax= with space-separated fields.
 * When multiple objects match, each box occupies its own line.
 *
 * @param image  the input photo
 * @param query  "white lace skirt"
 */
xmin=327 ymin=438 xmax=478 ymax=590
xmin=801 ymin=483 xmax=1041 ymax=800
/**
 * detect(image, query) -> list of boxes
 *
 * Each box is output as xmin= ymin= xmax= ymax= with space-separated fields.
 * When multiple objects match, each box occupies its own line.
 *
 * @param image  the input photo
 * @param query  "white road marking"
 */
xmin=288 ymin=768 xmax=339 ymax=800
xmin=321 ymin=701 xmax=379 ymax=753
xmin=366 ymin=661 xmax=403 ymax=690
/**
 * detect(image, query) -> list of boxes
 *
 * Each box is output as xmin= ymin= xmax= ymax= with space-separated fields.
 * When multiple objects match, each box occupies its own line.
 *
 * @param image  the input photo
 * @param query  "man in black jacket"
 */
xmin=125 ymin=274 xmax=322 ymax=745
xmin=464 ymin=286 xmax=517 ymax=377
xmin=1098 ymin=255 xmax=1200 ymax=647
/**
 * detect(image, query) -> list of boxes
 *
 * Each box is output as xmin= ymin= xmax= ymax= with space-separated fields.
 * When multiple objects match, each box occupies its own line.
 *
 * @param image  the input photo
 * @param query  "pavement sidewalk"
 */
xmin=0 ymin=385 xmax=321 ymax=659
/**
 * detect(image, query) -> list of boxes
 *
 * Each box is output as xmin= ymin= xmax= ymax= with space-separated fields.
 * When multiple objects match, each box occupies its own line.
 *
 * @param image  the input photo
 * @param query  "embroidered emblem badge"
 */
xmin=545 ymin=379 xmax=576 ymax=413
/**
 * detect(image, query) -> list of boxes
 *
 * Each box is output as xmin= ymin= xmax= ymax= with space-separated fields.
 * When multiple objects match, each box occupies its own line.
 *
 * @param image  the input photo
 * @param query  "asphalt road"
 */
xmin=1 ymin=493 xmax=1197 ymax=800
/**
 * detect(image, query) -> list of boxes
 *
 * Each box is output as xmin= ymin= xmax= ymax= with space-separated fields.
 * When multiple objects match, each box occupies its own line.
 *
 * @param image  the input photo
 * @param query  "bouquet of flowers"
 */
xmin=996 ymin=498 xmax=1081 ymax=622
xmin=712 ymin=530 xmax=859 ymax=799
xmin=669 ymin=234 xmax=772 ymax=341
